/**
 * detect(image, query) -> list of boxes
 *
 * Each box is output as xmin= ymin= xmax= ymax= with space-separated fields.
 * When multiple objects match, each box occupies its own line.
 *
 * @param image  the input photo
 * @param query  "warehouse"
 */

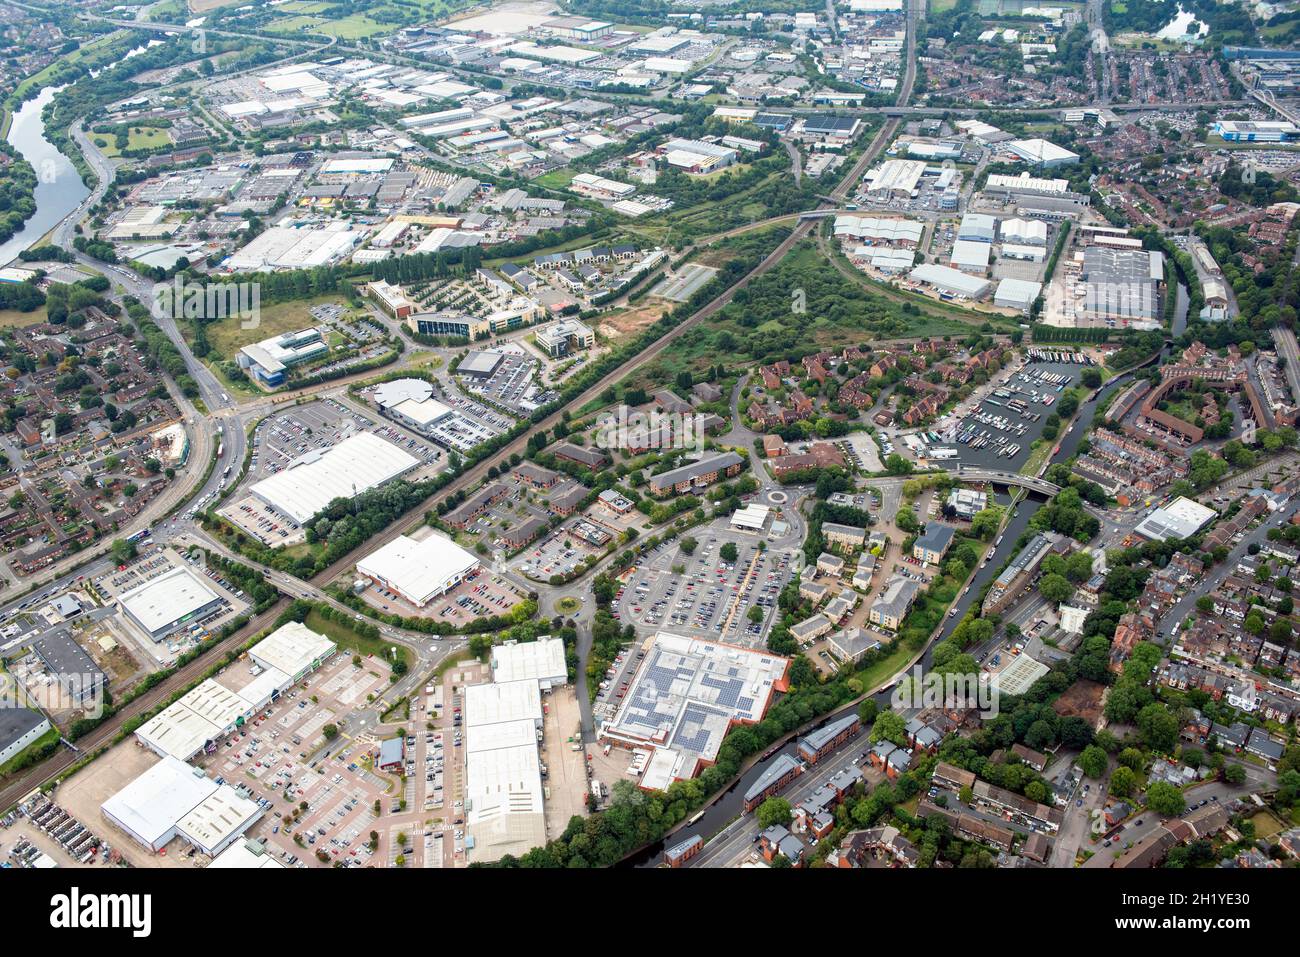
xmin=958 ymin=213 xmax=997 ymax=243
xmin=0 ymin=708 xmax=52 ymax=766
xmin=1000 ymin=217 xmax=1048 ymax=245
xmin=225 ymin=222 xmax=366 ymax=271
xmin=864 ymin=159 xmax=925 ymax=198
xmin=389 ymin=396 xmax=453 ymax=433
xmin=1212 ymin=120 xmax=1297 ymax=142
xmin=464 ymin=677 xmax=546 ymax=863
xmin=490 ymin=637 xmax=568 ymax=690
xmin=458 ymin=350 xmax=506 ymax=378
xmin=1004 ymin=137 xmax=1079 ymax=167
xmin=950 ymin=239 xmax=992 ymax=273
xmin=119 ymin=565 xmax=224 ymax=642
xmin=834 ymin=215 xmax=924 ymax=246
xmin=908 ymin=264 xmax=991 ymax=299
xmin=175 ymin=785 xmax=264 ymax=857
xmin=135 ymin=678 xmax=256 ymax=760
xmin=250 ymin=621 xmax=337 ymax=682
xmin=599 ymin=632 xmax=791 ymax=789
xmin=101 ymin=756 xmax=261 ymax=855
xmin=985 ymin=171 xmax=1071 ymax=196
xmin=570 ymin=172 xmax=637 ymax=200
xmin=994 ymin=277 xmax=1042 ymax=312
xmin=357 ymin=533 xmax=479 ymax=607
xmin=249 ymin=431 xmax=420 ymax=525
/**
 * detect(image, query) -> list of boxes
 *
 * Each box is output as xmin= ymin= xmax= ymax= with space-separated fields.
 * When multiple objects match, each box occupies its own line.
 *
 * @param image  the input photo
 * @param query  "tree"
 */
xmin=1109 ymin=765 xmax=1139 ymax=797
xmin=720 ymin=542 xmax=738 ymax=562
xmin=1136 ymin=703 xmax=1179 ymax=754
xmin=680 ymin=536 xmax=698 ymax=556
xmin=110 ymin=539 xmax=137 ymax=564
xmin=747 ymin=605 xmax=764 ymax=624
xmin=1222 ymin=763 xmax=1246 ymax=785
xmin=322 ymin=724 xmax=339 ymax=740
xmin=756 ymin=797 xmax=792 ymax=829
xmin=870 ymin=711 xmax=907 ymax=747
xmin=1038 ymin=572 xmax=1074 ymax=604
xmin=896 ymin=506 xmax=919 ymax=534
xmin=1079 ymin=744 xmax=1108 ymax=779
xmin=1144 ymin=780 xmax=1186 ymax=817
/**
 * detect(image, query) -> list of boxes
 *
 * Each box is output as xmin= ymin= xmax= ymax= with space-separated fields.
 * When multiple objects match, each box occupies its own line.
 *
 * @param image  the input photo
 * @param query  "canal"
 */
xmin=0 ymin=85 xmax=89 ymax=267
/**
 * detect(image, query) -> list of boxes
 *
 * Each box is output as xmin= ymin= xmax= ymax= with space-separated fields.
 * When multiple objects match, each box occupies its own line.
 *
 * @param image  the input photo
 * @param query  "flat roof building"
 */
xmin=249 ymin=621 xmax=336 ymax=683
xmin=357 ymin=533 xmax=479 ymax=607
xmin=237 ymin=327 xmax=328 ymax=388
xmin=1133 ymin=496 xmax=1217 ymax=542
xmin=490 ymin=637 xmax=568 ymax=691
xmin=208 ymin=838 xmax=286 ymax=869
xmin=994 ymin=277 xmax=1042 ymax=312
xmin=250 ymin=431 xmax=420 ymax=525
xmin=0 ymin=708 xmax=51 ymax=766
xmin=119 ymin=565 xmax=223 ymax=641
xmin=909 ymin=264 xmax=991 ymax=299
xmin=600 ymin=633 xmax=790 ymax=787
xmin=100 ymin=755 xmax=220 ymax=853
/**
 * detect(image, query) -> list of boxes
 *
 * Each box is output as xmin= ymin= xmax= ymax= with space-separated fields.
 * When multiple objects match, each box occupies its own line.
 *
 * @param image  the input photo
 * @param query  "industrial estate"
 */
xmin=1 ymin=0 xmax=1300 ymax=892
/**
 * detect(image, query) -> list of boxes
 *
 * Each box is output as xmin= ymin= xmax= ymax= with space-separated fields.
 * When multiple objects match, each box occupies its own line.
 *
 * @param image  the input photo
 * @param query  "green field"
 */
xmin=304 ymin=609 xmax=412 ymax=671
xmin=534 ymin=169 xmax=578 ymax=190
xmin=0 ymin=307 xmax=47 ymax=328
xmin=196 ymin=294 xmax=347 ymax=359
xmin=94 ymin=126 xmax=172 ymax=157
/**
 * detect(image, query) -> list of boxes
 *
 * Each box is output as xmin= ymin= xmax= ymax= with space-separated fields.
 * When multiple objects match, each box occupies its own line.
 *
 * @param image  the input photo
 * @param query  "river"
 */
xmin=0 ymin=85 xmax=89 ymax=267
xmin=624 ymin=365 xmax=1145 ymax=866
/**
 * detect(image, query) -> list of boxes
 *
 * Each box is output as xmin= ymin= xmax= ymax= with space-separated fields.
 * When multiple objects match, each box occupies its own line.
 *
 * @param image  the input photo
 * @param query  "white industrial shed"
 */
xmin=250 ymin=431 xmax=420 ymax=525
xmin=463 ymin=677 xmax=547 ymax=863
xmin=950 ymin=239 xmax=992 ymax=271
xmin=357 ymin=533 xmax=479 ymax=607
xmin=909 ymin=264 xmax=991 ymax=299
xmin=119 ymin=565 xmax=223 ymax=641
xmin=176 ymin=785 xmax=264 ymax=857
xmin=994 ymin=278 xmax=1043 ymax=312
xmin=490 ymin=637 xmax=568 ymax=690
xmin=101 ymin=756 xmax=219 ymax=852
xmin=135 ymin=678 xmax=255 ymax=761
xmin=249 ymin=621 xmax=337 ymax=683
xmin=465 ymin=679 xmax=543 ymax=729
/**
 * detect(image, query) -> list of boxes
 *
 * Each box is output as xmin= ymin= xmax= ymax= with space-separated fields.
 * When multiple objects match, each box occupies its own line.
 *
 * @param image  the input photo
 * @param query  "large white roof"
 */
xmin=490 ymin=638 xmax=567 ymax=687
xmin=357 ymin=533 xmax=478 ymax=606
xmin=101 ymin=756 xmax=218 ymax=848
xmin=464 ymin=679 xmax=542 ymax=727
xmin=135 ymin=701 xmax=223 ymax=761
xmin=135 ymin=678 xmax=252 ymax=759
xmin=1006 ymin=138 xmax=1079 ymax=165
xmin=1134 ymin=496 xmax=1217 ymax=542
xmin=177 ymin=785 xmax=263 ymax=853
xmin=909 ymin=264 xmax=991 ymax=297
xmin=249 ymin=621 xmax=336 ymax=679
xmin=250 ymin=431 xmax=419 ymax=524
xmin=119 ymin=565 xmax=220 ymax=635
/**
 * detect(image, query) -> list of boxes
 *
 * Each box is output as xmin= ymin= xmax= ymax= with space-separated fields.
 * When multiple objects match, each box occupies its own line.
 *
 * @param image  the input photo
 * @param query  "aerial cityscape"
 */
xmin=2 ymin=0 xmax=1300 ymax=888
